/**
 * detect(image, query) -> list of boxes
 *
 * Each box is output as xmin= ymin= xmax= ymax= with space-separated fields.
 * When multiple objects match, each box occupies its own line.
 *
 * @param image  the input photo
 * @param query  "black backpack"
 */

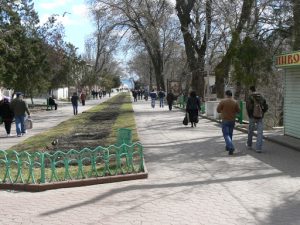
xmin=250 ymin=94 xmax=268 ymax=119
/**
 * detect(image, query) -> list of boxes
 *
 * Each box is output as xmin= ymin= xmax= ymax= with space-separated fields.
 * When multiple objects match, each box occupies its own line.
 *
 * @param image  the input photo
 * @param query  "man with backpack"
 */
xmin=246 ymin=86 xmax=268 ymax=153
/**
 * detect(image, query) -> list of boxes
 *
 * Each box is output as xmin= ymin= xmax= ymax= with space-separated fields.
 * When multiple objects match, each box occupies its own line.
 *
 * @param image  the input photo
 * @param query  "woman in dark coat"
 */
xmin=0 ymin=98 xmax=14 ymax=136
xmin=186 ymin=91 xmax=201 ymax=127
xmin=166 ymin=91 xmax=175 ymax=111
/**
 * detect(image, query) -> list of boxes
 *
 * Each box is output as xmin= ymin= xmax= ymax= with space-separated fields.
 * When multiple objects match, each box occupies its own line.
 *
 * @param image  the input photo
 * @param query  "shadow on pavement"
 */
xmin=39 ymin=171 xmax=283 ymax=217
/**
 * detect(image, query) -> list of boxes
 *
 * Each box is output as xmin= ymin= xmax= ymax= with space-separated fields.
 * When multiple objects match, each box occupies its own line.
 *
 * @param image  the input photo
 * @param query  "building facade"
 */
xmin=275 ymin=51 xmax=300 ymax=139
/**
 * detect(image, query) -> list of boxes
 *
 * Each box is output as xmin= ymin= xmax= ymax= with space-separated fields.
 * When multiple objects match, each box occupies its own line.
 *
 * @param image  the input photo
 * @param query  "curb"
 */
xmin=0 ymin=157 xmax=149 ymax=192
xmin=0 ymin=172 xmax=148 ymax=192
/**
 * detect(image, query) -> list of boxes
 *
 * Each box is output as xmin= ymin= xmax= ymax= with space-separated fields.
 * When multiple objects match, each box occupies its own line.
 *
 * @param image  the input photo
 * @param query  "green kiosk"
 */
xmin=275 ymin=51 xmax=300 ymax=139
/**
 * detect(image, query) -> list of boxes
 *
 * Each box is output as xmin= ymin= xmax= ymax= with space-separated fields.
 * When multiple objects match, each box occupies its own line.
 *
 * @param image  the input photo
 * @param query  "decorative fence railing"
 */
xmin=0 ymin=142 xmax=144 ymax=184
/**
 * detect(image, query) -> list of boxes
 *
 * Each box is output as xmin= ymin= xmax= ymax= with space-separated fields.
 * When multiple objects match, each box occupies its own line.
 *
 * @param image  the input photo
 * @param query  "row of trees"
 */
xmin=2 ymin=0 xmax=299 ymax=102
xmin=88 ymin=0 xmax=299 ymax=101
xmin=0 ymin=0 xmax=121 ymax=100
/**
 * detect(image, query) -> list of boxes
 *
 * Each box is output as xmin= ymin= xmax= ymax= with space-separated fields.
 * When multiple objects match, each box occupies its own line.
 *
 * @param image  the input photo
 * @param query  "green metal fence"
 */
xmin=0 ymin=142 xmax=144 ymax=184
xmin=175 ymin=95 xmax=186 ymax=109
xmin=235 ymin=101 xmax=244 ymax=124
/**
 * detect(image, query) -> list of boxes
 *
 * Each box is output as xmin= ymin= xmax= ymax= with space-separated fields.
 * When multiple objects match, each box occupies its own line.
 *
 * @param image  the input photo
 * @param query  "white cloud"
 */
xmin=168 ymin=0 xmax=176 ymax=7
xmin=72 ymin=4 xmax=89 ymax=17
xmin=39 ymin=0 xmax=72 ymax=10
xmin=39 ymin=14 xmax=51 ymax=25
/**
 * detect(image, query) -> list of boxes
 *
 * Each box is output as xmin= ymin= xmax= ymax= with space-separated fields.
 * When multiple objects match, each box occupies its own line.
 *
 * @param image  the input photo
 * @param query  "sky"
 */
xmin=34 ymin=0 xmax=135 ymax=87
xmin=33 ymin=0 xmax=176 ymax=87
xmin=34 ymin=0 xmax=94 ymax=54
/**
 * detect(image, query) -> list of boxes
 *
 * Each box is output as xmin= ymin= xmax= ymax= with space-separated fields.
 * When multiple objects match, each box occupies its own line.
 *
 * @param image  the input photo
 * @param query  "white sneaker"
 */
xmin=7 ymin=134 xmax=11 ymax=137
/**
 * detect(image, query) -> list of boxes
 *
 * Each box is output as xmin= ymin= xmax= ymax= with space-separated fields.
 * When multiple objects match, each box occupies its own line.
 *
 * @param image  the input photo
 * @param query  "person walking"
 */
xmin=91 ymin=90 xmax=94 ymax=99
xmin=217 ymin=90 xmax=240 ymax=155
xmin=71 ymin=92 xmax=79 ymax=115
xmin=80 ymin=92 xmax=86 ymax=106
xmin=246 ymin=86 xmax=268 ymax=153
xmin=166 ymin=91 xmax=175 ymax=111
xmin=10 ymin=92 xmax=31 ymax=137
xmin=158 ymin=89 xmax=166 ymax=108
xmin=132 ymin=90 xmax=138 ymax=102
xmin=186 ymin=91 xmax=201 ymax=127
xmin=144 ymin=90 xmax=149 ymax=101
xmin=0 ymin=97 xmax=14 ymax=136
xmin=149 ymin=89 xmax=157 ymax=108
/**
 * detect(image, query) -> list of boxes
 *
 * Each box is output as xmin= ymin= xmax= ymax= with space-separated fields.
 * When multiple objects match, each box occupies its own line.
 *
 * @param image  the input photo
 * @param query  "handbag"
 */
xmin=183 ymin=113 xmax=189 ymax=125
xmin=25 ymin=117 xmax=33 ymax=129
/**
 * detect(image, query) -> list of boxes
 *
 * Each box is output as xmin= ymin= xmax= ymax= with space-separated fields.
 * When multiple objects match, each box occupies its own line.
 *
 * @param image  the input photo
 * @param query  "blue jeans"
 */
xmin=159 ymin=98 xmax=164 ymax=107
xmin=247 ymin=118 xmax=263 ymax=150
xmin=151 ymin=99 xmax=156 ymax=108
xmin=15 ymin=115 xmax=26 ymax=135
xmin=221 ymin=120 xmax=235 ymax=151
xmin=72 ymin=104 xmax=78 ymax=115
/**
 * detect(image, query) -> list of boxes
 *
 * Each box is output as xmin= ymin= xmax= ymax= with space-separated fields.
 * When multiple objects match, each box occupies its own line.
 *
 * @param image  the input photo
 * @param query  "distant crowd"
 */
xmin=91 ymin=89 xmax=111 ymax=99
xmin=131 ymin=88 xmax=177 ymax=111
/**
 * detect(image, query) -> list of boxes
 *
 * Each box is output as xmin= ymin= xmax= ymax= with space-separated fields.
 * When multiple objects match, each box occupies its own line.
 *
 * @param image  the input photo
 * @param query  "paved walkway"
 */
xmin=1 ymin=99 xmax=300 ymax=225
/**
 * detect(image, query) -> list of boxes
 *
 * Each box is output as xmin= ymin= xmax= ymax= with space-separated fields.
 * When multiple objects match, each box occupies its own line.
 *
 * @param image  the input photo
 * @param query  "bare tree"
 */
xmin=214 ymin=0 xmax=255 ymax=98
xmin=89 ymin=0 xmax=176 ymax=90
xmin=175 ymin=0 xmax=212 ymax=99
xmin=293 ymin=0 xmax=300 ymax=50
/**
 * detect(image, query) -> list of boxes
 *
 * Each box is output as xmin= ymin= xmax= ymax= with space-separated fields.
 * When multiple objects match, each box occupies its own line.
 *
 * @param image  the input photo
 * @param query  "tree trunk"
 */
xmin=190 ymin=59 xmax=205 ymax=98
xmin=153 ymin=57 xmax=165 ymax=90
xmin=234 ymin=81 xmax=242 ymax=100
xmin=175 ymin=0 xmax=211 ymax=100
xmin=149 ymin=63 xmax=153 ymax=90
xmin=215 ymin=56 xmax=229 ymax=98
xmin=293 ymin=0 xmax=300 ymax=50
xmin=214 ymin=0 xmax=254 ymax=98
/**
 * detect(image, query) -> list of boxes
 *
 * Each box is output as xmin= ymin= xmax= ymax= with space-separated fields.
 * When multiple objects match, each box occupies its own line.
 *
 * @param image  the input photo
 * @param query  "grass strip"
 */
xmin=8 ymin=93 xmax=136 ymax=152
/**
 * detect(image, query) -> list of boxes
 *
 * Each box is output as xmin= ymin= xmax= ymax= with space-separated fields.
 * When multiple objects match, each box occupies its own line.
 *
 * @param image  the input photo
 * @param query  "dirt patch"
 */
xmin=49 ymin=95 xmax=126 ymax=151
